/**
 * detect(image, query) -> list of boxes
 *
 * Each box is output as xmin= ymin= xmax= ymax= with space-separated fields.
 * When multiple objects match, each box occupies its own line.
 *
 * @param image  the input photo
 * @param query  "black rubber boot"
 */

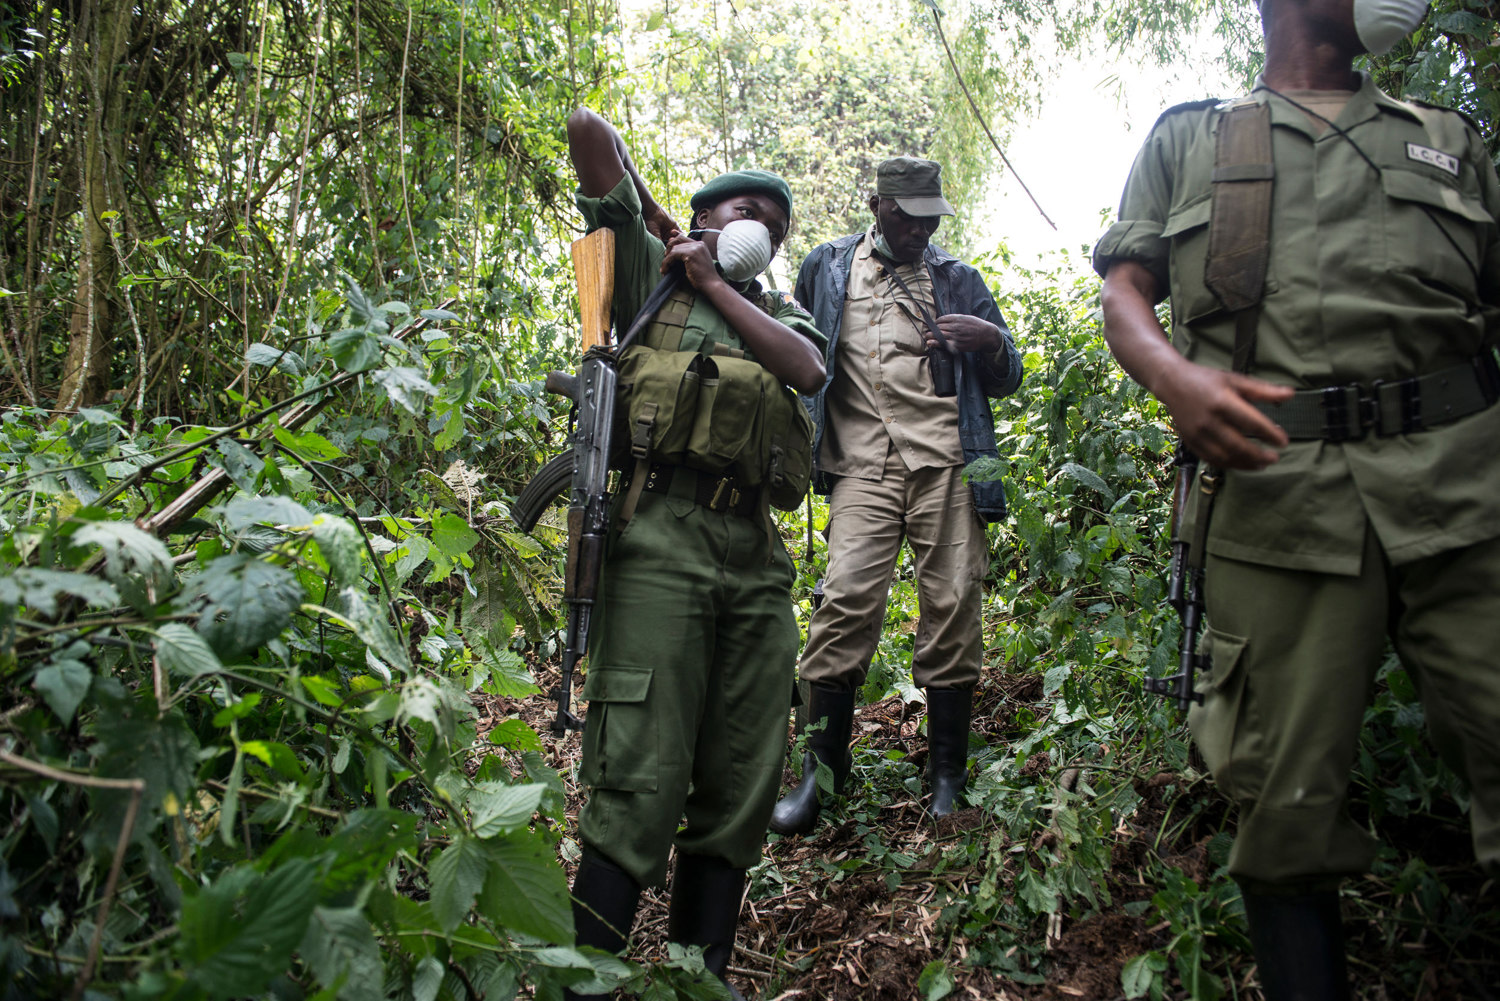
xmin=768 ymin=684 xmax=855 ymax=836
xmin=564 ymin=852 xmax=642 ymax=1000
xmin=1239 ymin=886 xmax=1351 ymax=1001
xmin=925 ymin=687 xmax=973 ymax=819
xmin=669 ymin=853 xmax=749 ymax=1000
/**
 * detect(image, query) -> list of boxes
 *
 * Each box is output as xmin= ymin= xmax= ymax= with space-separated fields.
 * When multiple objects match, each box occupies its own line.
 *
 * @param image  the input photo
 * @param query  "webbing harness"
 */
xmin=1205 ymin=98 xmax=1275 ymax=375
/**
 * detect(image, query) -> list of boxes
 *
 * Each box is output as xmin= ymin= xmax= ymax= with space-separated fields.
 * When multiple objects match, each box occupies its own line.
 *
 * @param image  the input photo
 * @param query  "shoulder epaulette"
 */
xmin=1151 ymin=98 xmax=1222 ymax=131
xmin=1408 ymin=96 xmax=1486 ymax=140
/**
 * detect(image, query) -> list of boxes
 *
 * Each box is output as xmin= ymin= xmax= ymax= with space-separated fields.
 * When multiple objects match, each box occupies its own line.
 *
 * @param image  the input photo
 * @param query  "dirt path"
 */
xmin=477 ymin=663 xmax=1499 ymax=1000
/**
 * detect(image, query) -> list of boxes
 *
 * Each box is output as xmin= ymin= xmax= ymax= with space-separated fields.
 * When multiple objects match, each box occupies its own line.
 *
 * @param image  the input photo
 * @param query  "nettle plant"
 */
xmin=0 ymin=284 xmax=721 ymax=1000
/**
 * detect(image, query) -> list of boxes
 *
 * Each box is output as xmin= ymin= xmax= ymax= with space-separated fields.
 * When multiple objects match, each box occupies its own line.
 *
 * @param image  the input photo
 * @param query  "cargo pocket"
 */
xmin=578 ymin=666 xmax=658 ymax=793
xmin=686 ymin=356 xmax=764 ymax=478
xmin=1188 ymin=627 xmax=1251 ymax=797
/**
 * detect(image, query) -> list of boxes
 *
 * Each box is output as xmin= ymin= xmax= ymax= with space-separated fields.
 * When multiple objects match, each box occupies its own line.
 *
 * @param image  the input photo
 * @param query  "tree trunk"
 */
xmin=56 ymin=0 xmax=130 ymax=410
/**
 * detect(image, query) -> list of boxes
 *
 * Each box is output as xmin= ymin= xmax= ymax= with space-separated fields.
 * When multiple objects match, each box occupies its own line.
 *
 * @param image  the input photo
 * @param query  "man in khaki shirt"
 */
xmin=770 ymin=158 xmax=1022 ymax=836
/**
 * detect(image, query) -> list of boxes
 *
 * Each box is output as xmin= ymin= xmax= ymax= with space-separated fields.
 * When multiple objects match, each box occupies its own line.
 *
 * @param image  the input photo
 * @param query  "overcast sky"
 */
xmin=984 ymin=45 xmax=1241 ymax=270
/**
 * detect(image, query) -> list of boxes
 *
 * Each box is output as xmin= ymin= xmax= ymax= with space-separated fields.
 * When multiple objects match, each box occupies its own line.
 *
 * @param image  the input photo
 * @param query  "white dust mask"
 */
xmin=1353 ymin=0 xmax=1428 ymax=56
xmin=700 ymin=219 xmax=774 ymax=282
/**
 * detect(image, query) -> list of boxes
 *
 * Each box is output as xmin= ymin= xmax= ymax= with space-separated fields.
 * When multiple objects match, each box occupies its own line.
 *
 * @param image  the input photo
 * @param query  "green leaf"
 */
xmin=33 ymin=658 xmax=91 ymax=724
xmin=212 ymin=692 xmax=262 ymax=726
xmin=372 ymin=366 xmax=437 ymax=414
xmin=3 ymin=568 xmax=120 ymax=617
xmin=241 ymin=740 xmax=306 ymax=780
xmin=474 ymin=638 xmax=540 ymax=698
xmin=339 ymin=587 xmax=410 ymax=672
xmin=1058 ymin=461 xmax=1116 ymax=502
xmin=271 ymin=426 xmax=345 ymax=461
xmin=411 ymin=955 xmax=445 ymax=1001
xmin=468 ymin=782 xmax=547 ymax=837
xmin=312 ymin=514 xmax=362 ymax=584
xmin=420 ymin=307 xmax=460 ymax=322
xmin=176 ymin=554 xmax=304 ymax=659
xmin=1122 ymin=951 xmax=1168 ymax=999
xmin=221 ymin=494 xmax=315 ymax=530
xmin=299 ymin=906 xmax=384 ymax=1001
xmin=72 ymin=520 xmax=172 ymax=584
xmin=329 ymin=327 xmax=382 ymax=372
xmin=917 ymin=959 xmax=954 ymax=1000
xmin=300 ymin=675 xmax=343 ymax=707
xmin=478 ymin=830 xmax=573 ymax=943
xmin=488 ymin=718 xmax=545 ymax=755
xmin=429 ymin=835 xmax=489 ymax=934
xmin=153 ymin=622 xmax=224 ymax=677
xmin=179 ymin=860 xmax=319 ymax=998
xmin=245 ymin=342 xmax=305 ymax=375
xmin=431 ymin=513 xmax=480 ymax=559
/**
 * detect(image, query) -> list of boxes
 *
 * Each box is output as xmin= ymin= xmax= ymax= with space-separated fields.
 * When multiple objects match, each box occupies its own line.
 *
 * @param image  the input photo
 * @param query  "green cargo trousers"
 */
xmin=576 ymin=487 xmax=798 ymax=889
xmin=1192 ymin=526 xmax=1500 ymax=885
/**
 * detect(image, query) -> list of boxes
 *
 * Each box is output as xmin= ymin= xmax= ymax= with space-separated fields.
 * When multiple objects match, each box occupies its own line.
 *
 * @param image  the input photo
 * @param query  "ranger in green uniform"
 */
xmin=562 ymin=107 xmax=825 ymax=1000
xmin=1094 ymin=0 xmax=1500 ymax=997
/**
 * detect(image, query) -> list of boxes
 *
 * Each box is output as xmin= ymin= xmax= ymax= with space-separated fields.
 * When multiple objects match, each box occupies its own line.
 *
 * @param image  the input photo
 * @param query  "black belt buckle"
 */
xmin=1322 ymin=385 xmax=1353 ymax=441
xmin=1474 ymin=352 xmax=1500 ymax=405
xmin=1397 ymin=378 xmax=1422 ymax=434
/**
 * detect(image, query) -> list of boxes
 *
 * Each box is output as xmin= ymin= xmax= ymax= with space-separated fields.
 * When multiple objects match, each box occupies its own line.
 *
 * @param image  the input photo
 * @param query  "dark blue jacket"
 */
xmin=793 ymin=234 xmax=1022 ymax=522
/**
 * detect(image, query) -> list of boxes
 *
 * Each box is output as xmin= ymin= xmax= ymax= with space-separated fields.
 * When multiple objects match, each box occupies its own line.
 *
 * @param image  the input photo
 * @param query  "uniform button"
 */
xmin=874 ymin=382 xmax=883 ymax=391
xmin=869 ymin=350 xmax=877 ymax=359
xmin=884 ymin=416 xmax=892 ymax=423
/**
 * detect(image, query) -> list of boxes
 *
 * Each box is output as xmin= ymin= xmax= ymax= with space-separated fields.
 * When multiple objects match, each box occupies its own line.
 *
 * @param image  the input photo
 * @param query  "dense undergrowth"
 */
xmin=4 ymin=255 xmax=1491 ymax=1000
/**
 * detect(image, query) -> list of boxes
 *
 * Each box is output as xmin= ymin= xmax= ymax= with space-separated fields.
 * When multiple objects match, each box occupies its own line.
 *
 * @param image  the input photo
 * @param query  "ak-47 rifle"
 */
xmin=1145 ymin=446 xmax=1212 ymax=712
xmin=510 ymin=230 xmax=683 ymax=735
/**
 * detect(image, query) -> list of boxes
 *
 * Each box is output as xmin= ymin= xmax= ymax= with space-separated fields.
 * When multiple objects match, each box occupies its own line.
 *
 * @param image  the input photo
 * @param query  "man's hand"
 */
xmin=644 ymin=204 xmax=681 ymax=244
xmin=1155 ymin=360 xmax=1293 ymax=470
xmin=1100 ymin=260 xmax=1292 ymax=471
xmin=663 ymin=233 xmax=726 ymax=291
xmin=927 ymin=314 xmax=1001 ymax=354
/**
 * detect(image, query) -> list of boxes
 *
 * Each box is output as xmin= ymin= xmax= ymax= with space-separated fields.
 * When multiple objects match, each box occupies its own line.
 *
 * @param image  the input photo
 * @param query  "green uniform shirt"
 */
xmin=1094 ymin=73 xmax=1500 ymax=574
xmin=575 ymin=174 xmax=826 ymax=358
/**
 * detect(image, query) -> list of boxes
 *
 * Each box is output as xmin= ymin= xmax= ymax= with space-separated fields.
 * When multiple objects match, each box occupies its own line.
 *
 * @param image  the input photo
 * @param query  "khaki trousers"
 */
xmin=799 ymin=448 xmax=989 ymax=691
xmin=1193 ymin=526 xmax=1500 ymax=885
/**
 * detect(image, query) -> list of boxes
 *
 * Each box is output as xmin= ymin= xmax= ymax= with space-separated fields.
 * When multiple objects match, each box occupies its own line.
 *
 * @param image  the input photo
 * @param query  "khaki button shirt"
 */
xmin=819 ymin=228 xmax=963 ymax=478
xmin=1094 ymin=73 xmax=1500 ymax=573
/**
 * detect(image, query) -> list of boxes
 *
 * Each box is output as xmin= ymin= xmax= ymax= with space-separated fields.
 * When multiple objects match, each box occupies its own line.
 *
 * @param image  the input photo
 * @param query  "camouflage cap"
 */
xmin=876 ymin=157 xmax=955 ymax=218
xmin=689 ymin=169 xmax=793 ymax=220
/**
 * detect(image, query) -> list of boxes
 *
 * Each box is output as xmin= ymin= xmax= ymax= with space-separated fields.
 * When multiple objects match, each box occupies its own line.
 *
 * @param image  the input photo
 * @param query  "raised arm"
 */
xmin=663 ymin=234 xmax=824 ymax=393
xmin=1101 ymin=260 xmax=1292 ymax=470
xmin=566 ymin=107 xmax=680 ymax=241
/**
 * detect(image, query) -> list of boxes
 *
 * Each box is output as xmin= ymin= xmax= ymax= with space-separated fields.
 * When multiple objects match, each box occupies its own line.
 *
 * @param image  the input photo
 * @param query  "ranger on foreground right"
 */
xmin=1094 ymin=0 xmax=1500 ymax=997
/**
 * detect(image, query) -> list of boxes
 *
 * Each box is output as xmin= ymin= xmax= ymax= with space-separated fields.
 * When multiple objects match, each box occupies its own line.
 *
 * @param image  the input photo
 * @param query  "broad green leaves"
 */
xmin=178 ymin=860 xmax=320 ymax=998
xmin=176 ymin=554 xmax=305 ymax=659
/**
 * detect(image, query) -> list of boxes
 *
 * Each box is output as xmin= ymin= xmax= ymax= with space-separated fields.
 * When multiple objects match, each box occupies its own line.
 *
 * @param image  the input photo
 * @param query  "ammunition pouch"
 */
xmin=612 ymin=285 xmax=813 ymax=516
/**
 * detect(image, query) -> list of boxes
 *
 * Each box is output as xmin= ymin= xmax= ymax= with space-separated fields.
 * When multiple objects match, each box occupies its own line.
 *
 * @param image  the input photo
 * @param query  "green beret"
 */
xmin=689 ymin=169 xmax=793 ymax=220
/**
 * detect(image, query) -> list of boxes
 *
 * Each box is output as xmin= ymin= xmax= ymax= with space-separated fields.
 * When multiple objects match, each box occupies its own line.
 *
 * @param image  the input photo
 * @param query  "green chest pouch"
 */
xmin=615 ymin=288 xmax=813 ymax=515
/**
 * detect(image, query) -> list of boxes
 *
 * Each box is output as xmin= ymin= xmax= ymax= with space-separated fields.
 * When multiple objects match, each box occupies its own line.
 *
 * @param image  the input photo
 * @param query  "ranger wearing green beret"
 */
xmin=560 ymin=107 xmax=825 ymax=1000
xmin=1094 ymin=0 xmax=1500 ymax=996
xmin=769 ymin=156 xmax=1023 ymax=836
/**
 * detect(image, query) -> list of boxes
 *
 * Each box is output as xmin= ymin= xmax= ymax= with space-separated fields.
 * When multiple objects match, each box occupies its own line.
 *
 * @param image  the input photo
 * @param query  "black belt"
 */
xmin=635 ymin=462 xmax=760 ymax=517
xmin=1253 ymin=353 xmax=1500 ymax=441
